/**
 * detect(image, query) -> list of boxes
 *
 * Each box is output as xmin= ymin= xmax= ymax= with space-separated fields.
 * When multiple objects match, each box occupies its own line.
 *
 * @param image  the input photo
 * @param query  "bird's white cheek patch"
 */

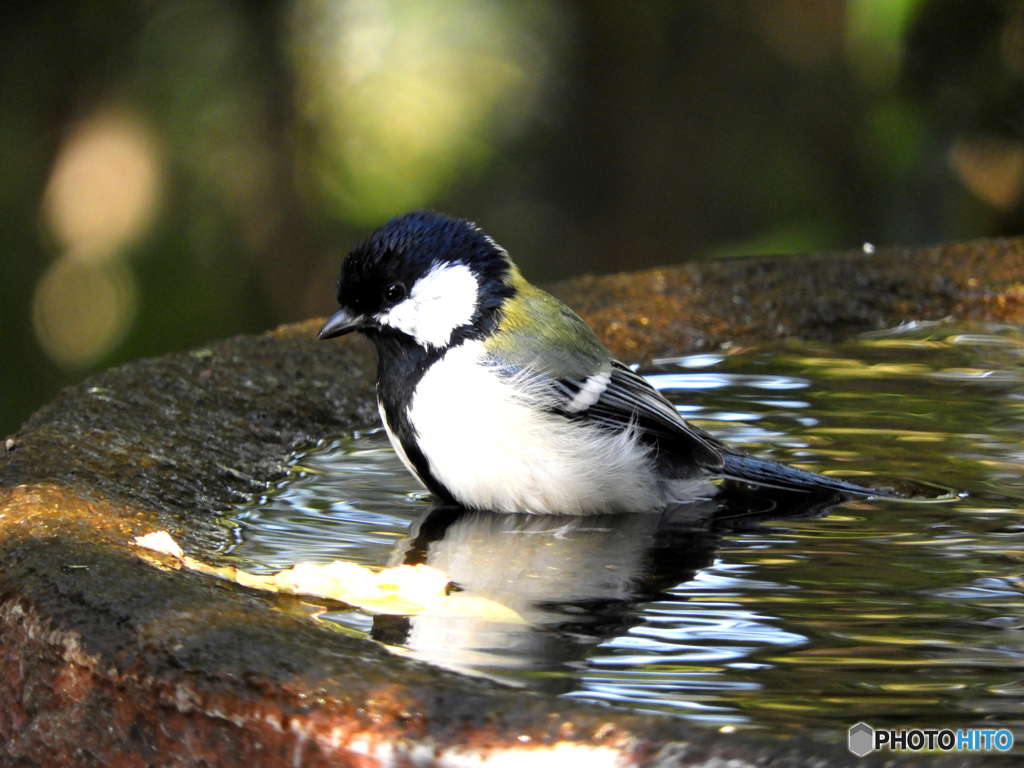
xmin=377 ymin=262 xmax=478 ymax=348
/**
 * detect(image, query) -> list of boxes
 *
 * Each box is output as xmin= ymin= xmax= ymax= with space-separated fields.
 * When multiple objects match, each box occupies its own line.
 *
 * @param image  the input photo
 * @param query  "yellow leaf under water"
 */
xmin=133 ymin=531 xmax=524 ymax=624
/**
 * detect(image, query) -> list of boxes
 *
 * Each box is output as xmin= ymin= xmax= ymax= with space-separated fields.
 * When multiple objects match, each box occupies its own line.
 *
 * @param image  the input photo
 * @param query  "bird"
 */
xmin=318 ymin=210 xmax=890 ymax=515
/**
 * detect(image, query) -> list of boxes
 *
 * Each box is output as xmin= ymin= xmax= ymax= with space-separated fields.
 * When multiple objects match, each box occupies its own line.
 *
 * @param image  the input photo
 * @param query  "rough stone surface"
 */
xmin=4 ymin=238 xmax=1021 ymax=767
xmin=552 ymin=237 xmax=1024 ymax=362
xmin=0 ymin=324 xmax=378 ymax=553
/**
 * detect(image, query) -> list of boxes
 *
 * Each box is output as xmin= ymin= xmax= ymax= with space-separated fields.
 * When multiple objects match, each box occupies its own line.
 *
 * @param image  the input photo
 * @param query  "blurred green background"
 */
xmin=2 ymin=0 xmax=1024 ymax=436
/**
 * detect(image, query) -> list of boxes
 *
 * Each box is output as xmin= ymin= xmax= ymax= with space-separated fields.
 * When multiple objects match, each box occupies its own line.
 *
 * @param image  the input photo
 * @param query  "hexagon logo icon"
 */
xmin=848 ymin=722 xmax=875 ymax=756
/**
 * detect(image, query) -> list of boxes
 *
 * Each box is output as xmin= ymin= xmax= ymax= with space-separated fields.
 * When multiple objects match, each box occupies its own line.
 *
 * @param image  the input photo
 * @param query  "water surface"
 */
xmin=228 ymin=322 xmax=1024 ymax=736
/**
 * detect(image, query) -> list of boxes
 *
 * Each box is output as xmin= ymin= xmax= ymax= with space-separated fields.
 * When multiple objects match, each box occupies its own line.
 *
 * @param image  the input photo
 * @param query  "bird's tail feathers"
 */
xmin=719 ymin=452 xmax=897 ymax=498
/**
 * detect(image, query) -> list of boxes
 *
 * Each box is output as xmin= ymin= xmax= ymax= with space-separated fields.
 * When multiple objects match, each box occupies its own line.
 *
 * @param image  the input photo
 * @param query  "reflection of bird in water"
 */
xmin=371 ymin=488 xmax=845 ymax=690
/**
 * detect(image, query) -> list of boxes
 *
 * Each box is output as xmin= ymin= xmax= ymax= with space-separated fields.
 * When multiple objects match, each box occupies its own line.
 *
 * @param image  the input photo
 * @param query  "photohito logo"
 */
xmin=848 ymin=722 xmax=1014 ymax=756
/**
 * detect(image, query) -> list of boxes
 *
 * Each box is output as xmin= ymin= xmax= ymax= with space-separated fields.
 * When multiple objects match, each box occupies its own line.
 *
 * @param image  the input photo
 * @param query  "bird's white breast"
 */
xmin=405 ymin=340 xmax=663 ymax=514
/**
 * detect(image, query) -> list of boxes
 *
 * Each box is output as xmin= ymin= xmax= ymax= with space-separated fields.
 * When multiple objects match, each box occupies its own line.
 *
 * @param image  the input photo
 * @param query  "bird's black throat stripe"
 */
xmin=368 ymin=330 xmax=457 ymax=503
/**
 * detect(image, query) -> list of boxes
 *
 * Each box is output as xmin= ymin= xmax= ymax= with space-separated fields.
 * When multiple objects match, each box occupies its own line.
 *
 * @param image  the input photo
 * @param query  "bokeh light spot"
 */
xmin=43 ymin=108 xmax=164 ymax=263
xmin=32 ymin=256 xmax=139 ymax=370
xmin=845 ymin=0 xmax=925 ymax=88
xmin=949 ymin=135 xmax=1024 ymax=211
xmin=290 ymin=0 xmax=558 ymax=225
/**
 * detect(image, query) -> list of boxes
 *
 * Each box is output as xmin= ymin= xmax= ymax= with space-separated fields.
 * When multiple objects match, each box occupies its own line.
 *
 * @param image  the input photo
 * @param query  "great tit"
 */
xmin=318 ymin=210 xmax=887 ymax=515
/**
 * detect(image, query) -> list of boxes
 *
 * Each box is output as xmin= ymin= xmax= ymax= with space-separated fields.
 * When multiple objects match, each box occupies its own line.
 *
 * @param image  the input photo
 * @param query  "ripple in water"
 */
xmin=227 ymin=322 xmax=1024 ymax=735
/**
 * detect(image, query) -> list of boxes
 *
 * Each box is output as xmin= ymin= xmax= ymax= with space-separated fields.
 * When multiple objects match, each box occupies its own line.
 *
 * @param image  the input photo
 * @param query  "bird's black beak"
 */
xmin=317 ymin=307 xmax=368 ymax=340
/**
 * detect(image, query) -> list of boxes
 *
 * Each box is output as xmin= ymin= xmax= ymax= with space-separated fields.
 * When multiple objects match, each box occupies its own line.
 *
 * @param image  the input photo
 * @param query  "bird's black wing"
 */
xmin=486 ymin=303 xmax=884 ymax=495
xmin=554 ymin=360 xmax=726 ymax=471
xmin=548 ymin=363 xmax=887 ymax=495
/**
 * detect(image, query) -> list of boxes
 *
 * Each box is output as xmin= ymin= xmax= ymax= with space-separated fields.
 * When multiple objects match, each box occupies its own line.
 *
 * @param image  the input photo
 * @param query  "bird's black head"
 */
xmin=318 ymin=211 xmax=515 ymax=349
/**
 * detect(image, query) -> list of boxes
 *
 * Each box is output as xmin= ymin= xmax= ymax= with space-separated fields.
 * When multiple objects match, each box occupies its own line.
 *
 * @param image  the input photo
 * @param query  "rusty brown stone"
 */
xmin=552 ymin=238 xmax=1024 ymax=362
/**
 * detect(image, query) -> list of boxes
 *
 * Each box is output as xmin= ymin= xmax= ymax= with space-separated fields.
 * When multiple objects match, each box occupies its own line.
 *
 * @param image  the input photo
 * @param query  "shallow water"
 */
xmin=227 ymin=322 xmax=1024 ymax=736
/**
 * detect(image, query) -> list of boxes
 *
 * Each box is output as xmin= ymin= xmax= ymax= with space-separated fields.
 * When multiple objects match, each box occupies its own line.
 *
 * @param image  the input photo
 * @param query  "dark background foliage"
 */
xmin=2 ymin=0 xmax=1022 ymax=435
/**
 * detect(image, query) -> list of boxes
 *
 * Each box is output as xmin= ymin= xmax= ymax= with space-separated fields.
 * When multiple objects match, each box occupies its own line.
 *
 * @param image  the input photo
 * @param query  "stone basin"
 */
xmin=3 ymin=238 xmax=1021 ymax=767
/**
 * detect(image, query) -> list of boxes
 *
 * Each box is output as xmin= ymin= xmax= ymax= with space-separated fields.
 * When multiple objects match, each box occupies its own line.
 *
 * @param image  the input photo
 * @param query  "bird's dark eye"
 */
xmin=383 ymin=282 xmax=406 ymax=303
